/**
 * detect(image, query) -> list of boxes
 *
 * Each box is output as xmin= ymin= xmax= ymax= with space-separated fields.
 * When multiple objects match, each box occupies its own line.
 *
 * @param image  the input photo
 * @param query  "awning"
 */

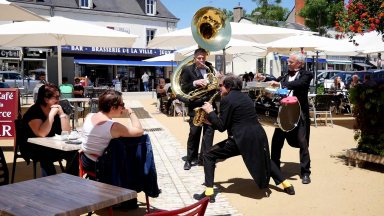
xmin=74 ymin=59 xmax=177 ymax=67
xmin=353 ymin=62 xmax=373 ymax=68
xmin=280 ymin=56 xmax=327 ymax=63
xmin=327 ymin=59 xmax=352 ymax=65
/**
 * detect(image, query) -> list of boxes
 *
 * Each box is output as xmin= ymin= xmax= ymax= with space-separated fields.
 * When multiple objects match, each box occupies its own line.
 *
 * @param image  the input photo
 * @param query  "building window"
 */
xmin=79 ymin=0 xmax=92 ymax=9
xmin=146 ymin=29 xmax=156 ymax=45
xmin=146 ymin=0 xmax=156 ymax=15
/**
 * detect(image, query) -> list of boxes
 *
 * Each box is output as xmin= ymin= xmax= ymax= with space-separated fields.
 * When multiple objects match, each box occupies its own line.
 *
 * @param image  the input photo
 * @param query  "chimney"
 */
xmin=233 ymin=6 xmax=244 ymax=23
xmin=295 ymin=0 xmax=305 ymax=25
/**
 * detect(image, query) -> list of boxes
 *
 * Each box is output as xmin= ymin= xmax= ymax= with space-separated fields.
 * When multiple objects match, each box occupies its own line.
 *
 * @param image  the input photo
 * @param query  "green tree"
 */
xmin=335 ymin=0 xmax=384 ymax=41
xmin=220 ymin=8 xmax=234 ymax=22
xmin=299 ymin=0 xmax=344 ymax=35
xmin=250 ymin=0 xmax=288 ymax=25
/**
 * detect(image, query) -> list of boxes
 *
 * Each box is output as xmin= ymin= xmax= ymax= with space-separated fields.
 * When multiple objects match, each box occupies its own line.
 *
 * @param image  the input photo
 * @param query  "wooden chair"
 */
xmin=11 ymin=119 xmax=65 ymax=183
xmin=144 ymin=197 xmax=210 ymax=216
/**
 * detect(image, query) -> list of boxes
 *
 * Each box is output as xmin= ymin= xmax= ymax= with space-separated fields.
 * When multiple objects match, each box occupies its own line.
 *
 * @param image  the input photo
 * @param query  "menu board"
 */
xmin=0 ymin=88 xmax=19 ymax=139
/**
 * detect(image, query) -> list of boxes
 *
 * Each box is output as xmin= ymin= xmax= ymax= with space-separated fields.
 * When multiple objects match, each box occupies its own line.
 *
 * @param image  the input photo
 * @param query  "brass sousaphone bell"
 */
xmin=171 ymin=7 xmax=231 ymax=126
xmin=191 ymin=7 xmax=232 ymax=52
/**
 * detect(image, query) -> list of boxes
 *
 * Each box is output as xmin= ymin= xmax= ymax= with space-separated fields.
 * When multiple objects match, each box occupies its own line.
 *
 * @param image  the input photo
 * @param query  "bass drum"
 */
xmin=254 ymin=95 xmax=301 ymax=132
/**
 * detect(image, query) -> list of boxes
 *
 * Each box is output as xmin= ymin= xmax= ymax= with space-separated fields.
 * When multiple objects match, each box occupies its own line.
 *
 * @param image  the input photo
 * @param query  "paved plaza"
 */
xmin=1 ymin=92 xmax=383 ymax=216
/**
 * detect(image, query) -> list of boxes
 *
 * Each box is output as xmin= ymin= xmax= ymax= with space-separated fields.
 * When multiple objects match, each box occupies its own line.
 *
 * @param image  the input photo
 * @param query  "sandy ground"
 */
xmin=139 ymin=97 xmax=384 ymax=216
xmin=1 ymin=95 xmax=383 ymax=216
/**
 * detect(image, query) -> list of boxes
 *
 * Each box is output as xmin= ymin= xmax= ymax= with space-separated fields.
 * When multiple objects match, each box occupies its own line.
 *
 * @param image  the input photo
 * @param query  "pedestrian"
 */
xmin=141 ymin=72 xmax=150 ymax=92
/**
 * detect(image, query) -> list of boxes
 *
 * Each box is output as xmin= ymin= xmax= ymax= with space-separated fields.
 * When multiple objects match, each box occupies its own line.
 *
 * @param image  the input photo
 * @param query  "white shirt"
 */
xmin=141 ymin=73 xmax=149 ymax=82
xmin=81 ymin=113 xmax=114 ymax=161
xmin=287 ymin=72 xmax=299 ymax=96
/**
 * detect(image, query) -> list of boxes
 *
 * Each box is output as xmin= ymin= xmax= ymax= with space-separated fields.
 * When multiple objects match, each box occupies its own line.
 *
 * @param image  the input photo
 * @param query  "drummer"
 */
xmin=256 ymin=51 xmax=313 ymax=185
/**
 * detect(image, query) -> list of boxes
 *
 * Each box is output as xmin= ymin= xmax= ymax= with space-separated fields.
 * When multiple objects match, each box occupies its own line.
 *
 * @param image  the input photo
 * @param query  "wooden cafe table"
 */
xmin=0 ymin=173 xmax=137 ymax=216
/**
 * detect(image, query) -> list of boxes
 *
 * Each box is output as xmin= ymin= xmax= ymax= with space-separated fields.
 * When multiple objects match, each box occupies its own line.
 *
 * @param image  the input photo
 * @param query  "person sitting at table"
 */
xmin=349 ymin=74 xmax=360 ymax=88
xmin=73 ymin=77 xmax=85 ymax=98
xmin=330 ymin=76 xmax=345 ymax=114
xmin=59 ymin=77 xmax=74 ymax=98
xmin=80 ymin=89 xmax=144 ymax=173
xmin=22 ymin=83 xmax=78 ymax=176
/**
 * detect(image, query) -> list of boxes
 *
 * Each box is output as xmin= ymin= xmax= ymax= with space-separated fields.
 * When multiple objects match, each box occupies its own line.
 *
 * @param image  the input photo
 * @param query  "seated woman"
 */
xmin=80 ymin=89 xmax=144 ymax=173
xmin=22 ymin=83 xmax=78 ymax=176
xmin=330 ymin=76 xmax=345 ymax=113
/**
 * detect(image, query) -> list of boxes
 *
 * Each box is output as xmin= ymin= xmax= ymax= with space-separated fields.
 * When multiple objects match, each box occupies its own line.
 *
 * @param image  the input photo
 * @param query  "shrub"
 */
xmin=349 ymin=83 xmax=384 ymax=156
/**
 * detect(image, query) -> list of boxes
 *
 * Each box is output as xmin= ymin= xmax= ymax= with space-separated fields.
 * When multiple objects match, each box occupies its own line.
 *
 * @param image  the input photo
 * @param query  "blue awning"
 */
xmin=74 ymin=59 xmax=177 ymax=67
xmin=280 ymin=56 xmax=327 ymax=63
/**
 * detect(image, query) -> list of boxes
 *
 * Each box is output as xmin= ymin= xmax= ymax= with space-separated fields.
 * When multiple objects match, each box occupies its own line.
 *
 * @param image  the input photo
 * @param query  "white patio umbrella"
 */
xmin=176 ymin=38 xmax=267 ymax=56
xmin=0 ymin=0 xmax=48 ymax=21
xmin=148 ymin=22 xmax=315 ymax=49
xmin=0 ymin=16 xmax=138 ymax=84
xmin=266 ymin=34 xmax=343 ymax=54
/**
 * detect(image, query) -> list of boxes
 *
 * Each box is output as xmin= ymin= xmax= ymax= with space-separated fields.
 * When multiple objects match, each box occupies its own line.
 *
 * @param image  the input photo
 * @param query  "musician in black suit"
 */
xmin=193 ymin=74 xmax=295 ymax=203
xmin=266 ymin=51 xmax=313 ymax=184
xmin=180 ymin=48 xmax=216 ymax=170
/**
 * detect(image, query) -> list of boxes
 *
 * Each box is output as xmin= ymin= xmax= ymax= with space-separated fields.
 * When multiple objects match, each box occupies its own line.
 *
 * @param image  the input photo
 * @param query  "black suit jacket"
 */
xmin=276 ymin=68 xmax=313 ymax=119
xmin=180 ymin=61 xmax=216 ymax=116
xmin=207 ymin=90 xmax=271 ymax=189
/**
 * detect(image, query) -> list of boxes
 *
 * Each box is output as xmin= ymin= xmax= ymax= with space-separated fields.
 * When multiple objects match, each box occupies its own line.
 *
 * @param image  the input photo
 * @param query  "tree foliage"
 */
xmin=299 ymin=0 xmax=344 ymax=35
xmin=335 ymin=0 xmax=384 ymax=41
xmin=250 ymin=0 xmax=288 ymax=25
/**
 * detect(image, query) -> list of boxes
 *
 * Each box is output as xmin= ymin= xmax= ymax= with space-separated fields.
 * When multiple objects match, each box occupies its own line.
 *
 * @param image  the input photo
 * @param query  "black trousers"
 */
xmin=203 ymin=139 xmax=286 ymax=188
xmin=186 ymin=117 xmax=214 ymax=162
xmin=271 ymin=115 xmax=311 ymax=176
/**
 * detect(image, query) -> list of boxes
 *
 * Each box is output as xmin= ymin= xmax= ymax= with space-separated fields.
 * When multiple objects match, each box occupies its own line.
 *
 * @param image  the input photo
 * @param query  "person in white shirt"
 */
xmin=141 ymin=72 xmax=150 ymax=92
xmin=80 ymin=89 xmax=143 ymax=171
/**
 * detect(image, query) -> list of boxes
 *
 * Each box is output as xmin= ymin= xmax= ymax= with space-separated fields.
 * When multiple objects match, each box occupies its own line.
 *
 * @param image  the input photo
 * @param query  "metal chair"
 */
xmin=310 ymin=94 xmax=334 ymax=127
xmin=0 ymin=146 xmax=9 ymax=186
xmin=144 ymin=197 xmax=209 ymax=216
xmin=59 ymin=99 xmax=84 ymax=129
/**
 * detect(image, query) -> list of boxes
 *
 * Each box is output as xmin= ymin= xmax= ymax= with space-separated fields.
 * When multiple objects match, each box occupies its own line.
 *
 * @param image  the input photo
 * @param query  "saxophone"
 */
xmin=193 ymin=91 xmax=220 ymax=126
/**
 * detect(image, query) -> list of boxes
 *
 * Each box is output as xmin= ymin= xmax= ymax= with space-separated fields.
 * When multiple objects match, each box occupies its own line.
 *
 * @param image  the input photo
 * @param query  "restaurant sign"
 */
xmin=0 ymin=49 xmax=21 ymax=59
xmin=0 ymin=88 xmax=19 ymax=139
xmin=61 ymin=45 xmax=174 ymax=57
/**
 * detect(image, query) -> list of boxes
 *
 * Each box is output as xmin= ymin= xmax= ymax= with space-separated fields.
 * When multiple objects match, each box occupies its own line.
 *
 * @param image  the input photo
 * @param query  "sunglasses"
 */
xmin=219 ymin=84 xmax=223 ymax=87
xmin=50 ymin=95 xmax=60 ymax=100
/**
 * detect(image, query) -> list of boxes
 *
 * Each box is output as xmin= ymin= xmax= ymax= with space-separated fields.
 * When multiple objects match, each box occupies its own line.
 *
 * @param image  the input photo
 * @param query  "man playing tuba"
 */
xmin=180 ymin=48 xmax=218 ymax=170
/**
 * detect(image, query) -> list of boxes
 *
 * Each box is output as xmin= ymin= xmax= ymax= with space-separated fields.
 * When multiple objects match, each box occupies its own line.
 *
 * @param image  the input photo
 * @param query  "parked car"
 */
xmin=323 ymin=71 xmax=373 ymax=89
xmin=371 ymin=69 xmax=384 ymax=84
xmin=315 ymin=70 xmax=343 ymax=85
xmin=0 ymin=71 xmax=40 ymax=93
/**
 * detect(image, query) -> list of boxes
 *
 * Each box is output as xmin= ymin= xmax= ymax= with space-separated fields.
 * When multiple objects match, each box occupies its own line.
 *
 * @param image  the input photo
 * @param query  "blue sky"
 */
xmin=160 ymin=0 xmax=295 ymax=29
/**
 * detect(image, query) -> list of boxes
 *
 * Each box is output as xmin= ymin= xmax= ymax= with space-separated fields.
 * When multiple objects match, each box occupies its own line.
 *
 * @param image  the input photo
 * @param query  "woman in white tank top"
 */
xmin=80 ymin=90 xmax=144 ymax=170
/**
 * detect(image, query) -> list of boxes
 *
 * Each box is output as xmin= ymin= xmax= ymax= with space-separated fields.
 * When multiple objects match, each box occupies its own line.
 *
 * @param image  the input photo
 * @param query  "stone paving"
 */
xmin=126 ymin=99 xmax=242 ymax=215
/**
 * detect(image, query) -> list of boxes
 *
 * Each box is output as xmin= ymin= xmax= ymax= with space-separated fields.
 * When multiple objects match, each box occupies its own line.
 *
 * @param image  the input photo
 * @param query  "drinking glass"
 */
xmin=61 ymin=131 xmax=69 ymax=141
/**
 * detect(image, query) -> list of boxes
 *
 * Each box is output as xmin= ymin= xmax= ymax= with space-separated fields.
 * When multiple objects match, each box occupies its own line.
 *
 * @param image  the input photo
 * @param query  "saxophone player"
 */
xmin=180 ymin=48 xmax=217 ymax=170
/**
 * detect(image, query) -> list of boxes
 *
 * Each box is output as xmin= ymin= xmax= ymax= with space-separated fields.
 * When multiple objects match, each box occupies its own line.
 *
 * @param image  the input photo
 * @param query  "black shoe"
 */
xmin=284 ymin=186 xmax=295 ymax=195
xmin=190 ymin=159 xmax=199 ymax=166
xmin=193 ymin=192 xmax=215 ymax=203
xmin=184 ymin=161 xmax=191 ymax=170
xmin=302 ymin=174 xmax=311 ymax=184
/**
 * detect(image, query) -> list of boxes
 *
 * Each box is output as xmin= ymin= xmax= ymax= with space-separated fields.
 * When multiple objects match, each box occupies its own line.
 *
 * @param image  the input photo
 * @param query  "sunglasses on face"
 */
xmin=219 ymin=84 xmax=223 ymax=87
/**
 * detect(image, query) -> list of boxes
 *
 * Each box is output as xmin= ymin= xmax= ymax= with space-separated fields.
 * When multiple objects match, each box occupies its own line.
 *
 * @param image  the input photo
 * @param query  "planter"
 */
xmin=345 ymin=148 xmax=384 ymax=168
